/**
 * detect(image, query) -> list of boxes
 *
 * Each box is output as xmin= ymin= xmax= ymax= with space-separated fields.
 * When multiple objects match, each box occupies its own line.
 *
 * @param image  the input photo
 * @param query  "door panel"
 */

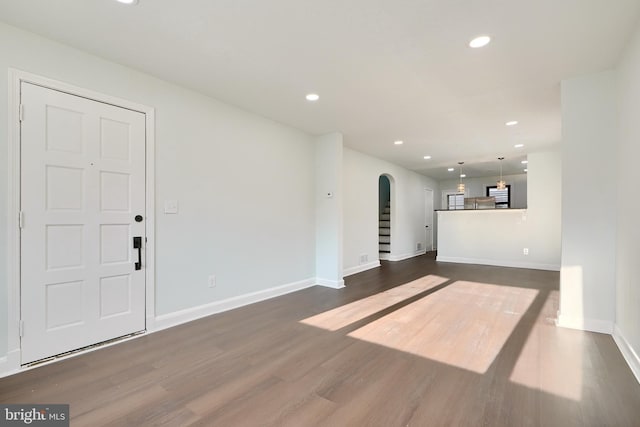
xmin=20 ymin=82 xmax=146 ymax=364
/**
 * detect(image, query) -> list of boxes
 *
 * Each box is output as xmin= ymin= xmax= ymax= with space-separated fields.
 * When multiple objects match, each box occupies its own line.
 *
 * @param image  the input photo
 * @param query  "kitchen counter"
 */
xmin=435 ymin=209 xmax=555 ymax=270
xmin=435 ymin=208 xmax=527 ymax=211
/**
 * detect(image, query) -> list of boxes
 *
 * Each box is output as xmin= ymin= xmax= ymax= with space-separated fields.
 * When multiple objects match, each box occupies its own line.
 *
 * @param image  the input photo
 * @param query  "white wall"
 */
xmin=559 ymin=71 xmax=618 ymax=333
xmin=315 ymin=133 xmax=344 ymax=288
xmin=0 ymin=23 xmax=317 ymax=360
xmin=615 ymin=22 xmax=640 ymax=379
xmin=438 ymin=173 xmax=528 ymax=209
xmin=436 ymin=151 xmax=561 ymax=271
xmin=437 ymin=209 xmax=529 ymax=266
xmin=343 ymin=148 xmax=439 ymax=275
xmin=526 ymin=151 xmax=562 ymax=267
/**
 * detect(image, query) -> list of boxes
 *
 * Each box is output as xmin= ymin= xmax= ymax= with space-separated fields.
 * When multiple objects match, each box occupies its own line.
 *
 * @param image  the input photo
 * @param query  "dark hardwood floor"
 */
xmin=2 ymin=254 xmax=640 ymax=426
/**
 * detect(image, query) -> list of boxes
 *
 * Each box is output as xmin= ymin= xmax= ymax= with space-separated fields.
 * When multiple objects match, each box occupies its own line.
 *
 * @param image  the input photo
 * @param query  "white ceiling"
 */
xmin=1 ymin=0 xmax=639 ymax=179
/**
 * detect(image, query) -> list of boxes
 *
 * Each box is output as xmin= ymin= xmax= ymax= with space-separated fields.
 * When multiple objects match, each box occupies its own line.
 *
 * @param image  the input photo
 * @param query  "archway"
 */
xmin=378 ymin=174 xmax=394 ymax=260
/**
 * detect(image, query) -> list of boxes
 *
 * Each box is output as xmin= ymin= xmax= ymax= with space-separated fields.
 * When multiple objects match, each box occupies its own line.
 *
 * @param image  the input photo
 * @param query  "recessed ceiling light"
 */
xmin=524 ymin=169 xmax=528 ymax=172
xmin=423 ymin=155 xmax=432 ymax=160
xmin=506 ymin=121 xmax=518 ymax=126
xmin=521 ymin=160 xmax=528 ymax=164
xmin=460 ymin=174 xmax=467 ymax=178
xmin=514 ymin=144 xmax=524 ymax=148
xmin=448 ymin=168 xmax=455 ymax=172
xmin=116 ymin=0 xmax=138 ymax=4
xmin=469 ymin=35 xmax=491 ymax=48
xmin=305 ymin=93 xmax=319 ymax=101
xmin=394 ymin=140 xmax=403 ymax=145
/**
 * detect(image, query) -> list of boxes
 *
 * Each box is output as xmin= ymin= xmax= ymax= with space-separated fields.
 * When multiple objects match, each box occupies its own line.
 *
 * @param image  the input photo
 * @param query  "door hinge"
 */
xmin=19 ymin=320 xmax=24 ymax=338
xmin=19 ymin=211 xmax=24 ymax=229
xmin=19 ymin=104 xmax=24 ymax=122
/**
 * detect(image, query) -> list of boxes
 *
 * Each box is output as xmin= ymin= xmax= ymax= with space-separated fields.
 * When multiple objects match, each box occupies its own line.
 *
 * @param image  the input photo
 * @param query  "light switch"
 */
xmin=164 ymin=200 xmax=179 ymax=214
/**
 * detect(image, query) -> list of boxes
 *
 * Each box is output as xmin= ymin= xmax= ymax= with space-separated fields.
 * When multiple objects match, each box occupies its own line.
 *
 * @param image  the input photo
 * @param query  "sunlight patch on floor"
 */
xmin=347 ymin=281 xmax=538 ymax=374
xmin=509 ymin=290 xmax=583 ymax=401
xmin=300 ymin=275 xmax=449 ymax=331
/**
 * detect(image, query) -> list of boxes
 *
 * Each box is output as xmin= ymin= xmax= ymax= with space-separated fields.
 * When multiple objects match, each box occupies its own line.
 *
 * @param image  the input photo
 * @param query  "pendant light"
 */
xmin=457 ymin=162 xmax=465 ymax=193
xmin=497 ymin=157 xmax=506 ymax=190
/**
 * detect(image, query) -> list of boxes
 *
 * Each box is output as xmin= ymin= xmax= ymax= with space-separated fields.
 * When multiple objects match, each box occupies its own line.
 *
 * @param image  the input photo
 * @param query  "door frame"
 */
xmin=6 ymin=69 xmax=156 ymax=373
xmin=424 ymin=187 xmax=434 ymax=251
xmin=378 ymin=173 xmax=395 ymax=261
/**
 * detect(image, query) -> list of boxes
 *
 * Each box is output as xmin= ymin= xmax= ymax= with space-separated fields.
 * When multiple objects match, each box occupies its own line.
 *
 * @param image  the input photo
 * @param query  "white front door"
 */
xmin=424 ymin=188 xmax=434 ymax=252
xmin=20 ymin=82 xmax=146 ymax=364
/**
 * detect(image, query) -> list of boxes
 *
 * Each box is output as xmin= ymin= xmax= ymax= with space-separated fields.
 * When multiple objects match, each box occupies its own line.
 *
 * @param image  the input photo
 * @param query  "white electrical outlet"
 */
xmin=359 ymin=254 xmax=368 ymax=264
xmin=208 ymin=275 xmax=216 ymax=288
xmin=417 ymin=243 xmax=422 ymax=250
xmin=523 ymin=248 xmax=529 ymax=255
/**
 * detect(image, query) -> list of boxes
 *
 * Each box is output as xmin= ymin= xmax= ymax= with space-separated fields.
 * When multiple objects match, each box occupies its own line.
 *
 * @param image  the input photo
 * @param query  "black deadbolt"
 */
xmin=135 ymin=215 xmax=143 ymax=222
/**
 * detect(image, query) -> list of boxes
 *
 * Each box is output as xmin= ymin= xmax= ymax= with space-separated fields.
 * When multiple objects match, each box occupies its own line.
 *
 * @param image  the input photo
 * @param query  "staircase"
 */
xmin=379 ymin=201 xmax=391 ymax=259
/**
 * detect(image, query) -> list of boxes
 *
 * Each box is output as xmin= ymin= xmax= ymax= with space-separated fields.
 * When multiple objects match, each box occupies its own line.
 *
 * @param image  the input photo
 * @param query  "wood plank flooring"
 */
xmin=2 ymin=254 xmax=640 ymax=426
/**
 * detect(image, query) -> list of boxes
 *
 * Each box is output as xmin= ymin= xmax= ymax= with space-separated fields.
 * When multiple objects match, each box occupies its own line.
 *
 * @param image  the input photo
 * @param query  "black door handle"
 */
xmin=133 ymin=237 xmax=142 ymax=270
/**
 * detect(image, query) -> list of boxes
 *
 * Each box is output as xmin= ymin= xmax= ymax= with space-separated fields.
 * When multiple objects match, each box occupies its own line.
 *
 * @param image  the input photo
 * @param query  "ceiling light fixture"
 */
xmin=448 ymin=168 xmax=455 ymax=172
xmin=506 ymin=121 xmax=518 ymax=126
xmin=497 ymin=157 xmax=506 ymax=190
xmin=521 ymin=160 xmax=528 ymax=164
xmin=457 ymin=162 xmax=465 ymax=193
xmin=524 ymin=168 xmax=528 ymax=172
xmin=394 ymin=140 xmax=403 ymax=145
xmin=469 ymin=35 xmax=491 ymax=48
xmin=305 ymin=93 xmax=319 ymax=101
xmin=116 ymin=0 xmax=139 ymax=4
xmin=423 ymin=155 xmax=432 ymax=160
xmin=514 ymin=143 xmax=524 ymax=148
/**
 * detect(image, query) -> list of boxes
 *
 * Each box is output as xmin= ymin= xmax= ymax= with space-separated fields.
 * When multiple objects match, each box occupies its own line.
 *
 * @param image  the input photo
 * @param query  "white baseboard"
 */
xmin=436 ymin=256 xmax=560 ymax=272
xmin=388 ymin=249 xmax=426 ymax=262
xmin=153 ymin=277 xmax=317 ymax=332
xmin=343 ymin=261 xmax=381 ymax=277
xmin=613 ymin=325 xmax=640 ymax=385
xmin=556 ymin=314 xmax=614 ymax=334
xmin=316 ymin=278 xmax=345 ymax=289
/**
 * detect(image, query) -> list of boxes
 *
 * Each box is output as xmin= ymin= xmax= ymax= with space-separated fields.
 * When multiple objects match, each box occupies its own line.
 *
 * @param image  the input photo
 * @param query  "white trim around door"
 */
xmin=6 ymin=69 xmax=156 ymax=375
xmin=424 ymin=187 xmax=434 ymax=252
